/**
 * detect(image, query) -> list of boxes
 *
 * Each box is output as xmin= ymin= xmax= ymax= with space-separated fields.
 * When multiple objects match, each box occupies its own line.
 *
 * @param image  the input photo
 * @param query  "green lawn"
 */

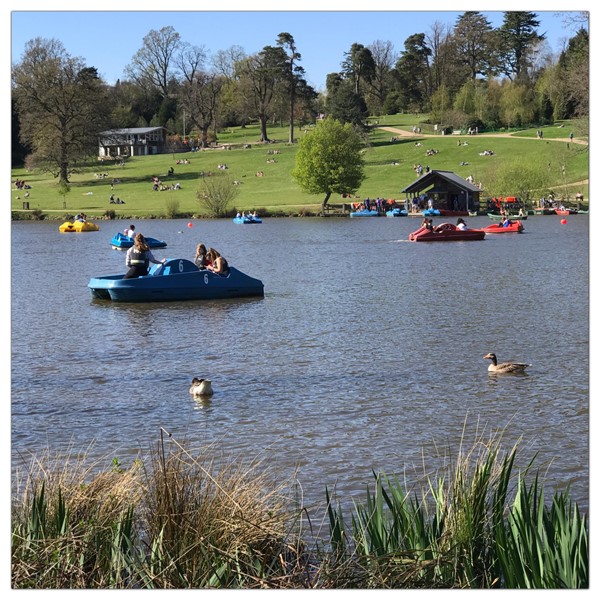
xmin=11 ymin=116 xmax=588 ymax=220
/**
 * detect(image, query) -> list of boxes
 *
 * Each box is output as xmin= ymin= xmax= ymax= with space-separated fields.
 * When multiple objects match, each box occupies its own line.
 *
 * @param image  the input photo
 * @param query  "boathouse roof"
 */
xmin=401 ymin=170 xmax=481 ymax=195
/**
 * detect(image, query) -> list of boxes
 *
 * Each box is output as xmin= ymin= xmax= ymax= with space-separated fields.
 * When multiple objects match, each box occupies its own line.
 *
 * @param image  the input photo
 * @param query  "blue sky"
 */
xmin=8 ymin=3 xmax=589 ymax=92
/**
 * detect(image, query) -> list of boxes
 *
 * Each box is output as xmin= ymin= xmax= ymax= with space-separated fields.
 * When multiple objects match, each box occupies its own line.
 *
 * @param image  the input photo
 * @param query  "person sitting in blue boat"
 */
xmin=123 ymin=233 xmax=165 ymax=279
xmin=194 ymin=243 xmax=208 ymax=270
xmin=206 ymin=248 xmax=230 ymax=277
xmin=126 ymin=224 xmax=136 ymax=238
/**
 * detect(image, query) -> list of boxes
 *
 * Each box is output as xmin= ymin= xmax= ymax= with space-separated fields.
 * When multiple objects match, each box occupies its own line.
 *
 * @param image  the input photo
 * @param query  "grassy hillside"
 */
xmin=11 ymin=114 xmax=588 ymax=220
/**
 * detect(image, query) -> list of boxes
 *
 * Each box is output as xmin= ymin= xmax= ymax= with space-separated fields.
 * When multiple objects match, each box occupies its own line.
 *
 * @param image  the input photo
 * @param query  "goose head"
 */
xmin=483 ymin=352 xmax=497 ymax=365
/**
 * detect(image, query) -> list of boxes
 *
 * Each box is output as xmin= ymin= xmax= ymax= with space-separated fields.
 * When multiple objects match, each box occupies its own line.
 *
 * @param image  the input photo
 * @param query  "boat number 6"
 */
xmin=204 ymin=273 xmax=209 ymax=284
xmin=178 ymin=260 xmax=184 ymax=272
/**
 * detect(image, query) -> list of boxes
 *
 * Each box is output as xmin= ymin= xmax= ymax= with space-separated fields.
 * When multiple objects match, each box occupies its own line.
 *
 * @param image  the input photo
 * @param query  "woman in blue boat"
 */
xmin=194 ymin=243 xmax=208 ymax=270
xmin=206 ymin=248 xmax=230 ymax=276
xmin=123 ymin=233 xmax=165 ymax=279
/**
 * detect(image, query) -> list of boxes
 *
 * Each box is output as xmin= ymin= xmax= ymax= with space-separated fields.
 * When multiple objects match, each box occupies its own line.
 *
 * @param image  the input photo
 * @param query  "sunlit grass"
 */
xmin=11 ymin=116 xmax=588 ymax=219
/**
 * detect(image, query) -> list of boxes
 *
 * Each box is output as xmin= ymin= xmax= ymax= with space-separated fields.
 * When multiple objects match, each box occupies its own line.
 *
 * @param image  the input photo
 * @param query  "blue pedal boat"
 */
xmin=88 ymin=258 xmax=264 ymax=302
xmin=422 ymin=208 xmax=441 ymax=216
xmin=349 ymin=209 xmax=380 ymax=217
xmin=110 ymin=232 xmax=167 ymax=249
xmin=233 ymin=216 xmax=262 ymax=224
xmin=386 ymin=208 xmax=408 ymax=217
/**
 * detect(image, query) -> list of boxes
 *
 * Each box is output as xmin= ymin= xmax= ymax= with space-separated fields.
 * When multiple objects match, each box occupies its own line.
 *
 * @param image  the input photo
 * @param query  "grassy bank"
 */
xmin=12 ymin=429 xmax=588 ymax=589
xmin=11 ymin=114 xmax=588 ymax=220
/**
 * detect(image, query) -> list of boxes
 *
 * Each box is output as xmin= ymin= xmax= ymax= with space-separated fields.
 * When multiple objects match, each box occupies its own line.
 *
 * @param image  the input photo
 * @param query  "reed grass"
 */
xmin=323 ymin=427 xmax=588 ymax=589
xmin=11 ymin=427 xmax=587 ymax=589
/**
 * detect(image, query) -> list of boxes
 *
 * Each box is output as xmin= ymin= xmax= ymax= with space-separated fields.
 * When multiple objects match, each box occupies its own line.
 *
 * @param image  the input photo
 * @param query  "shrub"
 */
xmin=164 ymin=198 xmax=180 ymax=219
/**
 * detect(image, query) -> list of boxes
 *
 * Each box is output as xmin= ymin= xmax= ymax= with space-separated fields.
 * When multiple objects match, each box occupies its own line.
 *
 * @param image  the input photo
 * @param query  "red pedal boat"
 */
xmin=481 ymin=221 xmax=524 ymax=234
xmin=409 ymin=222 xmax=485 ymax=242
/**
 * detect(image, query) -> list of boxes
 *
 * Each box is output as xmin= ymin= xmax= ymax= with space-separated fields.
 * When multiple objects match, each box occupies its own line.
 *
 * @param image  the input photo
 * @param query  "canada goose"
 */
xmin=189 ymin=377 xmax=214 ymax=396
xmin=483 ymin=353 xmax=531 ymax=374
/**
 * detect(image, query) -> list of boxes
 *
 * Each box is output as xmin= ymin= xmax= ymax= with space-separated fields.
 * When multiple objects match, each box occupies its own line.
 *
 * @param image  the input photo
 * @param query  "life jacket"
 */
xmin=130 ymin=248 xmax=149 ymax=267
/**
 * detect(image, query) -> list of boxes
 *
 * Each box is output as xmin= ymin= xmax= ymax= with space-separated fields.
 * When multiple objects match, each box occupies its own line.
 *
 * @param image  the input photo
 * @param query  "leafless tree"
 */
xmin=125 ymin=26 xmax=182 ymax=98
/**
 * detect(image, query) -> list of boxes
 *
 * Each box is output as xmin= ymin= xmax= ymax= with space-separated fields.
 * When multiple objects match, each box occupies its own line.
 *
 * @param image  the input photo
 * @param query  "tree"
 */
xmin=496 ymin=12 xmax=545 ymax=81
xmin=326 ymin=78 xmax=369 ymax=126
xmin=177 ymin=44 xmax=224 ymax=148
xmin=429 ymin=83 xmax=452 ymax=125
xmin=341 ymin=43 xmax=376 ymax=95
xmin=483 ymin=159 xmax=546 ymax=205
xmin=453 ymin=12 xmax=497 ymax=80
xmin=291 ymin=117 xmax=365 ymax=207
xmin=237 ymin=46 xmax=288 ymax=142
xmin=125 ymin=26 xmax=182 ymax=99
xmin=426 ymin=21 xmax=453 ymax=93
xmin=366 ymin=40 xmax=397 ymax=115
xmin=392 ymin=34 xmax=432 ymax=111
xmin=499 ymin=82 xmax=536 ymax=128
xmin=558 ymin=28 xmax=589 ymax=118
xmin=277 ymin=32 xmax=302 ymax=144
xmin=12 ymin=37 xmax=111 ymax=183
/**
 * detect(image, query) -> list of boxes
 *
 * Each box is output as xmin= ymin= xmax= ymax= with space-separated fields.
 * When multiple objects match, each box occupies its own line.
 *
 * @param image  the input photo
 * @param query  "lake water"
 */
xmin=11 ymin=215 xmax=589 ymax=512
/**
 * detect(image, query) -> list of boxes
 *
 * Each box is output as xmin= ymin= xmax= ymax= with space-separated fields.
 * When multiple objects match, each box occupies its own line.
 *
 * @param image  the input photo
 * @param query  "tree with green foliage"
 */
xmin=499 ymin=82 xmax=536 ymax=128
xmin=557 ymin=28 xmax=589 ymax=119
xmin=292 ymin=117 xmax=365 ymax=207
xmin=341 ymin=43 xmax=376 ymax=96
xmin=496 ymin=12 xmax=545 ymax=81
xmin=276 ymin=32 xmax=303 ymax=144
xmin=12 ymin=38 xmax=111 ymax=183
xmin=483 ymin=159 xmax=546 ymax=205
xmin=325 ymin=79 xmax=369 ymax=126
xmin=453 ymin=12 xmax=497 ymax=80
xmin=392 ymin=33 xmax=432 ymax=112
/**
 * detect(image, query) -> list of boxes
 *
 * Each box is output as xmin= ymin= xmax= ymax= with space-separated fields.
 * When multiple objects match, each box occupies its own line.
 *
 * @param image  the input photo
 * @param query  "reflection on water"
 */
xmin=11 ymin=217 xmax=589 ymax=511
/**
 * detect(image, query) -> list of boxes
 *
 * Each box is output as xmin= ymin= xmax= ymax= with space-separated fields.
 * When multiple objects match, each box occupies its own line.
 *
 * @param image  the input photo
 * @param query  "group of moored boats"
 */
xmin=350 ymin=207 xmax=409 ymax=217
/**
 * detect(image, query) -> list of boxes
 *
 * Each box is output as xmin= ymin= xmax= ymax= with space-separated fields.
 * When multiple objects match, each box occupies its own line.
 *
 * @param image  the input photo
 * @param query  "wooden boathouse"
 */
xmin=402 ymin=170 xmax=481 ymax=213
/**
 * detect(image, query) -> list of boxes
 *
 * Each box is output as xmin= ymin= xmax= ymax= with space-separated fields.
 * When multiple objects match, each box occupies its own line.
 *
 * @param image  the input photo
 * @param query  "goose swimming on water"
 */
xmin=189 ymin=377 xmax=214 ymax=396
xmin=483 ymin=353 xmax=531 ymax=374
